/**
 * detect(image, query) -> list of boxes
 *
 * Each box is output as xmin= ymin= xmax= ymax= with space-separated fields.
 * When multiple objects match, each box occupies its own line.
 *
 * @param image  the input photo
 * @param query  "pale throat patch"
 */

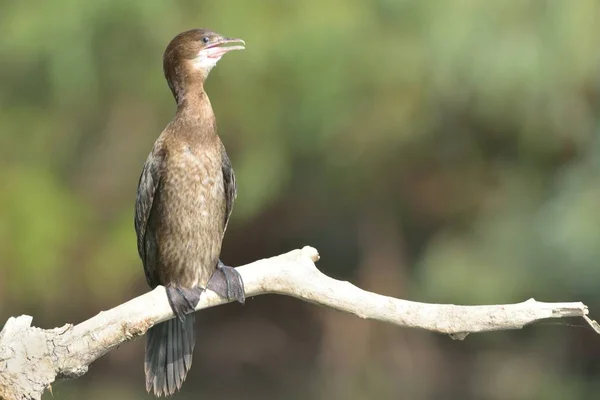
xmin=192 ymin=48 xmax=223 ymax=71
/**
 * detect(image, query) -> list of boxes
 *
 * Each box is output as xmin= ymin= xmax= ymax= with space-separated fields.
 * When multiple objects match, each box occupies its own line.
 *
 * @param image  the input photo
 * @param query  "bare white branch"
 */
xmin=0 ymin=246 xmax=594 ymax=400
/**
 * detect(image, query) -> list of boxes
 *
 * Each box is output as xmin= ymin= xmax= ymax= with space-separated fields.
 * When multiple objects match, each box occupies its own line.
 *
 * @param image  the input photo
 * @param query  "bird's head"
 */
xmin=163 ymin=29 xmax=245 ymax=102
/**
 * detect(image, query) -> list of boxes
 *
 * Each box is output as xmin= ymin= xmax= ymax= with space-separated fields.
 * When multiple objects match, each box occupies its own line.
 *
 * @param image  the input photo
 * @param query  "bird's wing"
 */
xmin=221 ymin=146 xmax=237 ymax=236
xmin=134 ymin=150 xmax=163 ymax=287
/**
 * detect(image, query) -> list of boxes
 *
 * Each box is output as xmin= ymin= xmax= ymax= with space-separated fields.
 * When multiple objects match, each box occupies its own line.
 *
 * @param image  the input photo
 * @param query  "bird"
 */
xmin=134 ymin=28 xmax=246 ymax=397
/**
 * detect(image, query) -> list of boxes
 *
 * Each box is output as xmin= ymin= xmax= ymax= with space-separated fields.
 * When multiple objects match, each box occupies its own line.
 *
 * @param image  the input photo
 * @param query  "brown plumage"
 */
xmin=134 ymin=28 xmax=246 ymax=397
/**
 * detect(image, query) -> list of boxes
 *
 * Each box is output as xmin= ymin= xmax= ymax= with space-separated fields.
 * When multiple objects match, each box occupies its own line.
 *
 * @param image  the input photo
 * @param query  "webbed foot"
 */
xmin=165 ymin=284 xmax=204 ymax=321
xmin=207 ymin=260 xmax=245 ymax=304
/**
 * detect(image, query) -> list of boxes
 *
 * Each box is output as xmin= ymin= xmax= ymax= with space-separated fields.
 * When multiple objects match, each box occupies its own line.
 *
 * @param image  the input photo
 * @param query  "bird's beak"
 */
xmin=202 ymin=37 xmax=246 ymax=59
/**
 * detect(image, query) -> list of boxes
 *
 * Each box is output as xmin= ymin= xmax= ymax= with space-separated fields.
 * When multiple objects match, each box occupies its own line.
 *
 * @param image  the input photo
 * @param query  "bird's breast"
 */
xmin=153 ymin=144 xmax=226 ymax=287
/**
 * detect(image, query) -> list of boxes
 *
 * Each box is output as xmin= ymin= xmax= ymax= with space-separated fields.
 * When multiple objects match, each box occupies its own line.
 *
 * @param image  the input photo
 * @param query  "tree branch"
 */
xmin=0 ymin=246 xmax=597 ymax=400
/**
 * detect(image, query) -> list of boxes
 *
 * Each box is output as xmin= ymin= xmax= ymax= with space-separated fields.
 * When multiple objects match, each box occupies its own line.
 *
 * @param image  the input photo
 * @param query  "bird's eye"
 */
xmin=201 ymin=36 xmax=210 ymax=44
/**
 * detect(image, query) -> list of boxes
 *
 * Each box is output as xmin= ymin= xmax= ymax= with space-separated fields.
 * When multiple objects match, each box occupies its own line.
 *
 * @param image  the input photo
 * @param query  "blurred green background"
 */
xmin=1 ymin=0 xmax=600 ymax=399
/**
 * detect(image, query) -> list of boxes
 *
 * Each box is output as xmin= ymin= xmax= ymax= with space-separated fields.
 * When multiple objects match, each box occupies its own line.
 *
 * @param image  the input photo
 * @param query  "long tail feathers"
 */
xmin=145 ymin=316 xmax=195 ymax=396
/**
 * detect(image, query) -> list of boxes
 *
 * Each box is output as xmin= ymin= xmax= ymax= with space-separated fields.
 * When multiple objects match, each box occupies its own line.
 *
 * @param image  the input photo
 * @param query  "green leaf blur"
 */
xmin=0 ymin=0 xmax=599 ymax=399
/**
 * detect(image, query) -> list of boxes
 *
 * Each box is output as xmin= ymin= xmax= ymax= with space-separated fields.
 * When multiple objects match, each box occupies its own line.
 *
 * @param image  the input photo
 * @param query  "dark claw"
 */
xmin=166 ymin=285 xmax=204 ymax=321
xmin=207 ymin=260 xmax=245 ymax=304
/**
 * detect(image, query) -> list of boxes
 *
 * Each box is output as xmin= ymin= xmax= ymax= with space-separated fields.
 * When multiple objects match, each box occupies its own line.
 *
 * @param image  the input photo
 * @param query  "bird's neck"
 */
xmin=174 ymin=86 xmax=216 ymax=133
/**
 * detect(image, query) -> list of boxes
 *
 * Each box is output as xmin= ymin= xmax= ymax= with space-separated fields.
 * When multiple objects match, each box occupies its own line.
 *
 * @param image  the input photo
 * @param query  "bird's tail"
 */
xmin=145 ymin=315 xmax=195 ymax=397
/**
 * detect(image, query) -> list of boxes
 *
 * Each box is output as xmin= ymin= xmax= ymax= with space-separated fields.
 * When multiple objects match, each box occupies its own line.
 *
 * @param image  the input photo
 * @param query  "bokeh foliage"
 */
xmin=0 ymin=1 xmax=599 ymax=399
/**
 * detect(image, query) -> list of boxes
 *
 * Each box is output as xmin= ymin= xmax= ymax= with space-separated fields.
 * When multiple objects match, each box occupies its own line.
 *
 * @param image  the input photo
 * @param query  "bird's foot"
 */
xmin=207 ymin=260 xmax=245 ymax=304
xmin=165 ymin=284 xmax=204 ymax=321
